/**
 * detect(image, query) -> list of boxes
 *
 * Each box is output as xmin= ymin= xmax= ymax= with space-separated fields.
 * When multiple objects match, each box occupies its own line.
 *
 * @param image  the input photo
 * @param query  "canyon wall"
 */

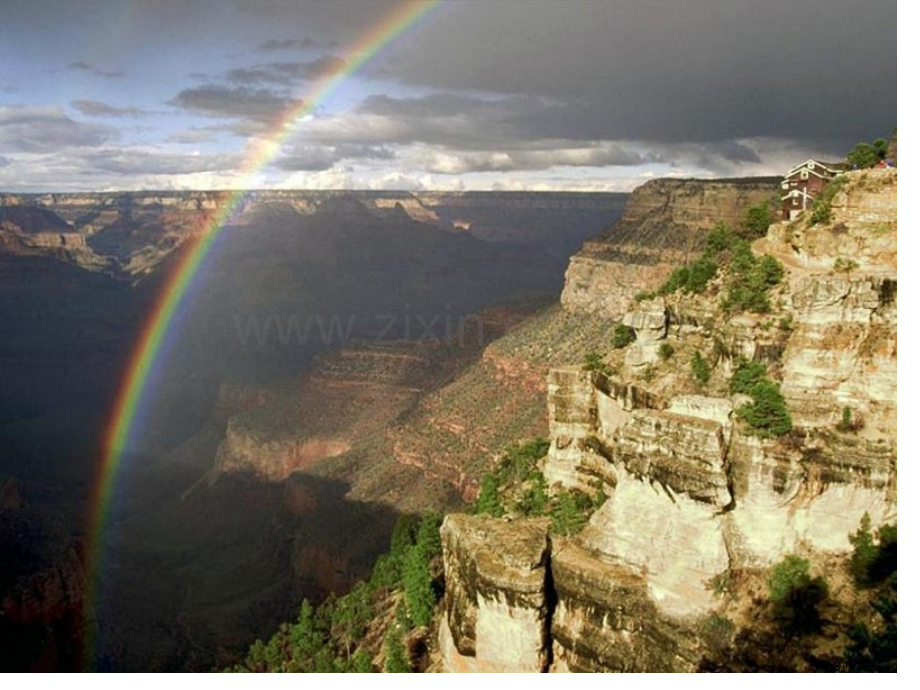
xmin=561 ymin=178 xmax=780 ymax=318
xmin=440 ymin=170 xmax=897 ymax=672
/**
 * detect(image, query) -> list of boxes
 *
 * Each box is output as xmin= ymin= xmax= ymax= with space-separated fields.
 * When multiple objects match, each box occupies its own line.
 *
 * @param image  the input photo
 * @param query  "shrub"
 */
xmin=705 ymin=221 xmax=739 ymax=254
xmin=402 ymin=545 xmax=436 ymax=627
xmin=740 ymin=201 xmax=774 ymax=240
xmin=691 ymin=350 xmax=711 ymax=386
xmin=657 ymin=342 xmax=675 ymax=361
xmin=768 ymin=555 xmax=828 ymax=635
xmin=834 ymin=257 xmax=860 ymax=274
xmin=736 ymin=380 xmax=792 ymax=437
xmin=700 ymin=614 xmax=736 ymax=653
xmin=729 ymin=358 xmax=768 ymax=395
xmin=836 ymin=405 xmax=863 ymax=433
xmin=722 ymin=245 xmax=784 ymax=313
xmin=706 ymin=569 xmax=734 ymax=597
xmin=549 ymin=489 xmax=593 ymax=536
xmin=474 ymin=474 xmax=503 ymax=517
xmin=612 ymin=324 xmax=637 ymax=349
xmin=808 ymin=176 xmax=844 ymax=227
xmin=517 ymin=474 xmax=549 ymax=515
xmin=384 ymin=627 xmax=412 ymax=673
xmin=849 ymin=514 xmax=897 ymax=587
xmin=582 ymin=352 xmax=611 ymax=374
xmin=634 ymin=289 xmax=657 ymax=302
xmin=659 ymin=258 xmax=717 ymax=296
xmin=846 ymin=139 xmax=888 ymax=169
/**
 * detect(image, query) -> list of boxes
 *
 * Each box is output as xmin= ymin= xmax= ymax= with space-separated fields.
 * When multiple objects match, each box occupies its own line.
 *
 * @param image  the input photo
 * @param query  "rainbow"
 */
xmin=84 ymin=0 xmax=440 ymax=666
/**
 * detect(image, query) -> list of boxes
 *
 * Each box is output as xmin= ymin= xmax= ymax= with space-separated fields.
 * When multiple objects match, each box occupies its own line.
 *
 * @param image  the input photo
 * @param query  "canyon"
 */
xmin=0 ymin=189 xmax=626 ymax=670
xmin=0 ymin=170 xmax=897 ymax=671
xmin=437 ymin=169 xmax=897 ymax=672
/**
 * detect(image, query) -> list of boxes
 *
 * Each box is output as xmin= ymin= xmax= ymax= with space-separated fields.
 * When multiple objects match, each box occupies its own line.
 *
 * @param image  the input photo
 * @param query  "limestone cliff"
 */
xmin=438 ymin=170 xmax=896 ymax=672
xmin=439 ymin=515 xmax=552 ymax=673
xmin=561 ymin=177 xmax=779 ymax=318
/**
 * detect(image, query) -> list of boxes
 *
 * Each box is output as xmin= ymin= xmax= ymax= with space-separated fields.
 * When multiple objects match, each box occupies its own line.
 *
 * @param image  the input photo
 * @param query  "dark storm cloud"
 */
xmin=72 ymin=100 xmax=149 ymax=118
xmin=257 ymin=37 xmax=313 ymax=51
xmin=352 ymin=92 xmax=644 ymax=161
xmin=79 ymin=148 xmax=242 ymax=175
xmin=377 ymin=0 xmax=896 ymax=150
xmin=67 ymin=61 xmax=124 ymax=78
xmin=225 ymin=55 xmax=347 ymax=86
xmin=273 ymin=143 xmax=395 ymax=171
xmin=169 ymin=85 xmax=295 ymax=122
xmin=0 ymin=107 xmax=114 ymax=152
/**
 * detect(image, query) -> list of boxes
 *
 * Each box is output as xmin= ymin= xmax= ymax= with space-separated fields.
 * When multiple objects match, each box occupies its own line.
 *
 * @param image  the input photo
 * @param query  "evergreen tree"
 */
xmin=691 ymin=350 xmax=711 ymax=386
xmin=402 ymin=545 xmax=436 ymax=628
xmin=474 ymin=474 xmax=503 ymax=516
xmin=385 ymin=628 xmax=412 ymax=673
xmin=350 ymin=649 xmax=374 ymax=673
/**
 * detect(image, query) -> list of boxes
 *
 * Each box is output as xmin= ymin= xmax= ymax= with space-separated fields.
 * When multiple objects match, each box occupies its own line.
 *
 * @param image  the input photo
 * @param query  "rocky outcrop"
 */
xmin=215 ymin=419 xmax=351 ymax=481
xmin=561 ymin=177 xmax=780 ymax=318
xmin=550 ymin=540 xmax=699 ymax=672
xmin=439 ymin=515 xmax=552 ymax=673
xmin=439 ymin=170 xmax=896 ymax=673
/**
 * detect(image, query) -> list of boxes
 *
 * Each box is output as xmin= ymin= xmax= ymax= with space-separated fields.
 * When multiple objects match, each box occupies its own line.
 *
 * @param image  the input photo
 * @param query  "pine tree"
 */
xmin=402 ymin=545 xmax=436 ymax=628
xmin=385 ymin=628 xmax=411 ymax=673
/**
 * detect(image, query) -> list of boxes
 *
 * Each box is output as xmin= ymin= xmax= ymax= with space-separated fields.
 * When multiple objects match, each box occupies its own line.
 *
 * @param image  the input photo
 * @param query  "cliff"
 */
xmin=438 ymin=170 xmax=897 ymax=672
xmin=0 ymin=190 xmax=626 ymax=277
xmin=561 ymin=177 xmax=779 ymax=317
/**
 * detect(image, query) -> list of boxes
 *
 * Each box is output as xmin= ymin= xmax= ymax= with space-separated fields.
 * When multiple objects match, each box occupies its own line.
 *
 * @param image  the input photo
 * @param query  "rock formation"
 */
xmin=438 ymin=171 xmax=897 ymax=672
xmin=561 ymin=177 xmax=779 ymax=318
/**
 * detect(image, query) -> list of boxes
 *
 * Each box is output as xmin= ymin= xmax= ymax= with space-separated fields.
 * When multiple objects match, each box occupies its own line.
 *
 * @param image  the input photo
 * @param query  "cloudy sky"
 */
xmin=0 ymin=0 xmax=896 ymax=192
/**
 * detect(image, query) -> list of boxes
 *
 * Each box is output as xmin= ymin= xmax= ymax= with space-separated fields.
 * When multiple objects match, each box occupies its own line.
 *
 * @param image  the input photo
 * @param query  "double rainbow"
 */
xmin=84 ymin=0 xmax=440 ymax=666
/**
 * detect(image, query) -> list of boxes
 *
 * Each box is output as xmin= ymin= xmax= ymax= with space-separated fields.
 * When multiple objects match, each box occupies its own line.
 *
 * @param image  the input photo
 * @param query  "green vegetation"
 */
xmin=654 ymin=215 xmax=784 ymax=313
xmin=834 ymin=257 xmax=860 ymax=274
xmin=848 ymin=514 xmax=897 ymax=588
xmin=401 ymin=514 xmax=441 ymax=627
xmin=836 ymin=405 xmax=863 ymax=433
xmin=658 ymin=258 xmax=718 ymax=296
xmin=384 ymin=627 xmax=412 ymax=673
xmin=582 ymin=352 xmax=613 ymax=375
xmin=768 ymin=555 xmax=828 ymax=635
xmin=808 ymin=175 xmax=844 ymax=226
xmin=228 ymin=511 xmax=443 ymax=673
xmin=705 ymin=522 xmax=896 ymax=671
xmin=721 ymin=243 xmax=784 ymax=313
xmin=729 ymin=358 xmax=768 ymax=395
xmin=735 ymin=380 xmax=792 ymax=437
xmin=691 ymin=350 xmax=710 ymax=386
xmin=844 ymin=578 xmax=897 ymax=672
xmin=700 ymin=614 xmax=736 ymax=653
xmin=705 ymin=569 xmax=734 ymax=597
xmin=657 ymin=342 xmax=675 ymax=361
xmin=474 ymin=474 xmax=504 ymax=517
xmin=846 ymin=139 xmax=889 ymax=169
xmin=612 ymin=323 xmax=637 ymax=348
xmin=473 ymin=437 xmax=596 ymax=537
xmin=740 ymin=201 xmax=774 ymax=240
xmin=728 ymin=351 xmax=792 ymax=439
xmin=634 ymin=289 xmax=658 ymax=302
xmin=844 ymin=515 xmax=897 ymax=671
xmin=549 ymin=489 xmax=594 ymax=536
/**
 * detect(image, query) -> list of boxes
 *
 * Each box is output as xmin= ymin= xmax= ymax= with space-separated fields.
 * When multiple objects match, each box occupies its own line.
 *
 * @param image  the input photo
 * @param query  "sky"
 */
xmin=0 ymin=0 xmax=897 ymax=192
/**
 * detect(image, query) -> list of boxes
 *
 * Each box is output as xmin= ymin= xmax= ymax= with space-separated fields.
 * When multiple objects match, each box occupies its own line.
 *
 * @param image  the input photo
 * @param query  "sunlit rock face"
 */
xmin=561 ymin=177 xmax=780 ymax=318
xmin=439 ymin=171 xmax=896 ymax=673
xmin=439 ymin=515 xmax=552 ymax=673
